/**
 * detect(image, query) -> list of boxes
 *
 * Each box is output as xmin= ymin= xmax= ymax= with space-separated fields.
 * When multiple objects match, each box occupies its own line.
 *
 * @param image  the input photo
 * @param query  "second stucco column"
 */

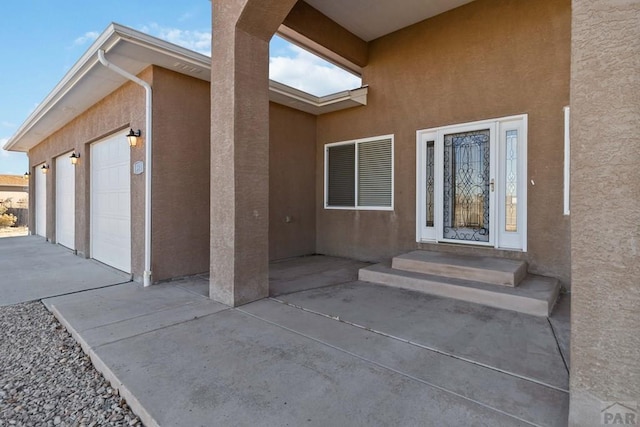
xmin=569 ymin=0 xmax=640 ymax=424
xmin=209 ymin=0 xmax=296 ymax=307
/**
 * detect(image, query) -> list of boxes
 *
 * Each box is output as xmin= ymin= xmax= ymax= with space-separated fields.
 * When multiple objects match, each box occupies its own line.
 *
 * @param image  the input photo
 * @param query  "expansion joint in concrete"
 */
xmin=92 ymin=308 xmax=232 ymax=350
xmin=238 ymin=304 xmax=540 ymax=427
xmin=38 ymin=280 xmax=133 ymax=310
xmin=268 ymin=297 xmax=570 ymax=394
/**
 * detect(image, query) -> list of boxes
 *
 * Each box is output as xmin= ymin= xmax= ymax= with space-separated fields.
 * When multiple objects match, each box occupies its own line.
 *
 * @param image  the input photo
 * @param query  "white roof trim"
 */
xmin=269 ymin=81 xmax=368 ymax=115
xmin=5 ymin=23 xmax=367 ymax=153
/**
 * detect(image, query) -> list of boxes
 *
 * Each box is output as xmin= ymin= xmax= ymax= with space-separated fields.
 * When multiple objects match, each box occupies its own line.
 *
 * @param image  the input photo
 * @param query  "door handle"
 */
xmin=490 ymin=179 xmax=495 ymax=192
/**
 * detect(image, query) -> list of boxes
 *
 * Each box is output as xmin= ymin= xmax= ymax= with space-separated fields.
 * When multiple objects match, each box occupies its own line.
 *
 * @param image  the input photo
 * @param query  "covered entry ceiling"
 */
xmin=304 ymin=0 xmax=475 ymax=41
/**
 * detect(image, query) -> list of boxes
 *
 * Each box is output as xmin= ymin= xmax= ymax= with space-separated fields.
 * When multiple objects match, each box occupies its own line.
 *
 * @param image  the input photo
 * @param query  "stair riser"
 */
xmin=392 ymin=258 xmax=527 ymax=287
xmin=358 ymin=268 xmax=556 ymax=317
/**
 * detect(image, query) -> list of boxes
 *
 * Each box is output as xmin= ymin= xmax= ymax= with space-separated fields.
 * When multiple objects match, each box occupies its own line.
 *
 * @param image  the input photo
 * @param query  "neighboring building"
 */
xmin=4 ymin=0 xmax=638 ymax=425
xmin=0 ymin=174 xmax=29 ymax=226
xmin=0 ymin=174 xmax=29 ymax=209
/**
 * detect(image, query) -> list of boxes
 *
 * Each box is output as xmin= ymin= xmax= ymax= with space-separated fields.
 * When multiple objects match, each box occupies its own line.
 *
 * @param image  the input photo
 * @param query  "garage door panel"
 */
xmin=55 ymin=153 xmax=75 ymax=249
xmin=91 ymin=132 xmax=131 ymax=273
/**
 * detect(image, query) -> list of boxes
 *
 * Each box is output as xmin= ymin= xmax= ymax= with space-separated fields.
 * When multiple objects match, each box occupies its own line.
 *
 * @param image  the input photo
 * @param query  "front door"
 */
xmin=442 ymin=127 xmax=494 ymax=245
xmin=417 ymin=115 xmax=527 ymax=251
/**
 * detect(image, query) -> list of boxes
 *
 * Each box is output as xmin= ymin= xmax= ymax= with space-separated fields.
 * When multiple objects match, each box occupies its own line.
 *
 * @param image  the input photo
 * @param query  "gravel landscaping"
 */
xmin=0 ymin=301 xmax=142 ymax=427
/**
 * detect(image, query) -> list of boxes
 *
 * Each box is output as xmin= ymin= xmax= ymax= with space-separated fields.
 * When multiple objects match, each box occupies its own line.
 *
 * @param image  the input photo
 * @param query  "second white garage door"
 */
xmin=56 ymin=152 xmax=75 ymax=249
xmin=91 ymin=131 xmax=131 ymax=273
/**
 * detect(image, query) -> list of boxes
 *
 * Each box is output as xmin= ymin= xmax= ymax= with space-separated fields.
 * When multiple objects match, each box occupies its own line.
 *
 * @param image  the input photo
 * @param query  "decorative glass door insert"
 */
xmin=443 ymin=129 xmax=491 ymax=242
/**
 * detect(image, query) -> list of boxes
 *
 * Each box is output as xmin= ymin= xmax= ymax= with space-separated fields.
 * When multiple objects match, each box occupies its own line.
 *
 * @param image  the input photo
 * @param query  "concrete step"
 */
xmin=358 ymin=263 xmax=560 ymax=317
xmin=392 ymin=250 xmax=528 ymax=287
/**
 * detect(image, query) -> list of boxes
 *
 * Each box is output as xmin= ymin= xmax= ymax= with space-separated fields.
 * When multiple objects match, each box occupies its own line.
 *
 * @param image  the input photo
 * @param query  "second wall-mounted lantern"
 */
xmin=70 ymin=151 xmax=80 ymax=165
xmin=127 ymin=128 xmax=141 ymax=147
xmin=24 ymin=171 xmax=31 ymax=179
xmin=41 ymin=164 xmax=50 ymax=174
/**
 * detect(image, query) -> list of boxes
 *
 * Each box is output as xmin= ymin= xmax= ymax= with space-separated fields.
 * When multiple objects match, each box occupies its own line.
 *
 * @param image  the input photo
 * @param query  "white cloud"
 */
xmin=269 ymin=44 xmax=361 ymax=96
xmin=140 ymin=23 xmax=211 ymax=56
xmin=178 ymin=12 xmax=194 ymax=23
xmin=72 ymin=31 xmax=100 ymax=47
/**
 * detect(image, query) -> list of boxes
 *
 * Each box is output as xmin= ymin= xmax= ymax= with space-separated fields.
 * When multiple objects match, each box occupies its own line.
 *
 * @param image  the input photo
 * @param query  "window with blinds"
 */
xmin=325 ymin=135 xmax=394 ymax=210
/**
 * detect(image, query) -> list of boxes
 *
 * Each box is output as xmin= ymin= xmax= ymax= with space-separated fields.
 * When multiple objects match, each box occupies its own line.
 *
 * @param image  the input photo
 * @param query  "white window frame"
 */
xmin=324 ymin=134 xmax=394 ymax=211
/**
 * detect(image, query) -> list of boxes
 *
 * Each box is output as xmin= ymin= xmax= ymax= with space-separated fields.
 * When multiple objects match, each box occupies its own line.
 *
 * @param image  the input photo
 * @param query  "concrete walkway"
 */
xmin=0 ymin=236 xmax=130 ymax=306
xmin=42 ymin=256 xmax=570 ymax=427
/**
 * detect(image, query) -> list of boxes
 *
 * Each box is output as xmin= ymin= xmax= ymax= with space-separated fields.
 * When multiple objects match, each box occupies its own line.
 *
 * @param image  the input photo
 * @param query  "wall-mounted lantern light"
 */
xmin=41 ymin=164 xmax=50 ymax=174
xmin=70 ymin=151 xmax=80 ymax=165
xmin=127 ymin=128 xmax=141 ymax=147
xmin=24 ymin=171 xmax=31 ymax=179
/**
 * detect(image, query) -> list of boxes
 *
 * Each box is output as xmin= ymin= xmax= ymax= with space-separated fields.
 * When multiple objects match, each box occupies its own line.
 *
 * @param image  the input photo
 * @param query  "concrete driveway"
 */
xmin=0 ymin=236 xmax=131 ymax=306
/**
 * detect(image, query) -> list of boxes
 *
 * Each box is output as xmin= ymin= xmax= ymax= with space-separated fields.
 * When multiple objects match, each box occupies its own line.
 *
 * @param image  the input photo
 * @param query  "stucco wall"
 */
xmin=569 ymin=0 xmax=640 ymax=424
xmin=27 ymin=65 xmax=214 ymax=283
xmin=269 ymin=103 xmax=317 ymax=260
xmin=28 ymin=68 xmax=149 ymax=279
xmin=315 ymin=0 xmax=571 ymax=285
xmin=151 ymin=66 xmax=211 ymax=281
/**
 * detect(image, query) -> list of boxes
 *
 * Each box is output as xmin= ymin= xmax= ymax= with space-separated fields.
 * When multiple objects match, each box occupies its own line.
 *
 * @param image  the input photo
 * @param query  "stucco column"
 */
xmin=569 ymin=0 xmax=640 ymax=425
xmin=209 ymin=0 xmax=296 ymax=307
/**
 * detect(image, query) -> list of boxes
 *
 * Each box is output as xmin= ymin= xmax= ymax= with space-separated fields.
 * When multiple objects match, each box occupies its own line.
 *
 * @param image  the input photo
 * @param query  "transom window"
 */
xmin=324 ymin=135 xmax=394 ymax=210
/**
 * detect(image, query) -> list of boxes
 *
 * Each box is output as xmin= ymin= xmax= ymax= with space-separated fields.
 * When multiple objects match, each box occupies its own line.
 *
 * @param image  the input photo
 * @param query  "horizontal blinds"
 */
xmin=327 ymin=144 xmax=356 ymax=207
xmin=357 ymin=138 xmax=392 ymax=207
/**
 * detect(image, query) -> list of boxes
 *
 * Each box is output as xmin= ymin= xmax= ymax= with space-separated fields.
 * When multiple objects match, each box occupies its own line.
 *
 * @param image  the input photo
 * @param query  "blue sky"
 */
xmin=0 ymin=1 xmax=360 ymax=175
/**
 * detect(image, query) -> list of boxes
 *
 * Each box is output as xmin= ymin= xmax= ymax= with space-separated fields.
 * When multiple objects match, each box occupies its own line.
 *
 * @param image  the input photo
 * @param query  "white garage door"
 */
xmin=56 ymin=152 xmax=75 ymax=249
xmin=91 ymin=132 xmax=131 ymax=273
xmin=35 ymin=163 xmax=47 ymax=238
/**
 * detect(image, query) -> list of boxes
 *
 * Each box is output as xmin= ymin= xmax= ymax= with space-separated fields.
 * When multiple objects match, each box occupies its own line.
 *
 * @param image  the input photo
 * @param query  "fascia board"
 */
xmin=268 ymin=81 xmax=368 ymax=115
xmin=111 ymin=23 xmax=211 ymax=70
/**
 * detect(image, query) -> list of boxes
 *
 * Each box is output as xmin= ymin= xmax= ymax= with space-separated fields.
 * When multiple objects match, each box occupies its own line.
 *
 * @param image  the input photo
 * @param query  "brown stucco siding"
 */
xmin=27 ymin=67 xmax=150 ymax=278
xmin=569 ymin=0 xmax=640 ymax=423
xmin=315 ymin=0 xmax=571 ymax=285
xmin=151 ymin=66 xmax=211 ymax=281
xmin=269 ymin=102 xmax=317 ymax=260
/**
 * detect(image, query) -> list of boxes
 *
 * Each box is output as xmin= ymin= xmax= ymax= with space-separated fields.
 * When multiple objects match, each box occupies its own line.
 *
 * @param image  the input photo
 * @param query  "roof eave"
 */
xmin=268 ymin=81 xmax=368 ymax=115
xmin=3 ymin=23 xmax=212 ymax=153
xmin=3 ymin=23 xmax=368 ymax=153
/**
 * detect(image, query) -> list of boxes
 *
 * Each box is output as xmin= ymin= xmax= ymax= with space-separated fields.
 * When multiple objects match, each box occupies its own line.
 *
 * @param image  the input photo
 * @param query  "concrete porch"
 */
xmin=43 ymin=255 xmax=570 ymax=426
